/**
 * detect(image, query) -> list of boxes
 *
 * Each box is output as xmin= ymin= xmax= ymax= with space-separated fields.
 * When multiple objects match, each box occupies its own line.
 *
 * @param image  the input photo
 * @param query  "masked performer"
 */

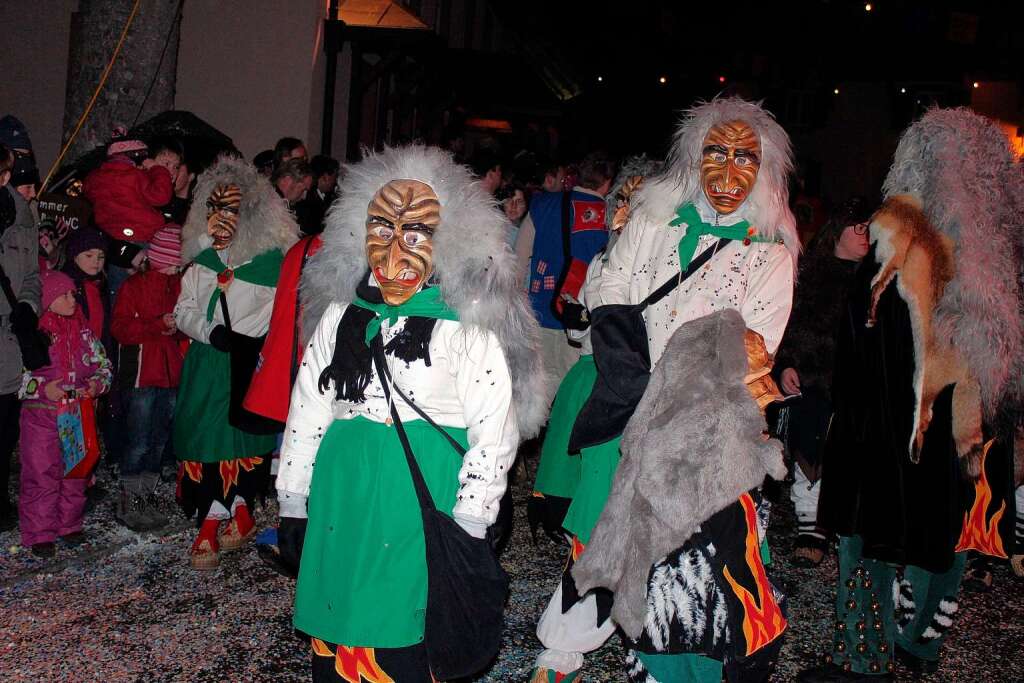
xmin=531 ymin=97 xmax=798 ymax=683
xmin=174 ymin=157 xmax=297 ymax=570
xmin=528 ymin=156 xmax=662 ymax=545
xmin=275 ymin=145 xmax=548 ymax=681
xmin=799 ymin=109 xmax=1024 ymax=682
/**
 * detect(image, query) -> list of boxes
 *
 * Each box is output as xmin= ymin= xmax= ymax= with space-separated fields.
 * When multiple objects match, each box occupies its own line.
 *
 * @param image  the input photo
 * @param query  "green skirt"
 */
xmin=532 ymin=355 xmax=596 ymax=499
xmin=174 ymin=341 xmax=277 ymax=463
xmin=294 ymin=416 xmax=468 ymax=647
xmin=561 ymin=435 xmax=621 ymax=545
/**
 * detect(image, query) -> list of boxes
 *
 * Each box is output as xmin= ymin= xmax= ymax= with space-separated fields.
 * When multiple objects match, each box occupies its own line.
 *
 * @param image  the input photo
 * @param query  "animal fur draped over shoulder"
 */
xmin=632 ymin=96 xmax=800 ymax=262
xmin=571 ymin=309 xmax=786 ymax=640
xmin=300 ymin=144 xmax=551 ymax=438
xmin=874 ymin=108 xmax=1024 ymax=465
xmin=181 ymin=155 xmax=298 ymax=265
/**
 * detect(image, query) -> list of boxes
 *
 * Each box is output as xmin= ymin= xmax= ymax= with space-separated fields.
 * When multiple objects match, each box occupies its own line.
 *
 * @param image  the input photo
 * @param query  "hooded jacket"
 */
xmin=83 ymin=158 xmax=172 ymax=243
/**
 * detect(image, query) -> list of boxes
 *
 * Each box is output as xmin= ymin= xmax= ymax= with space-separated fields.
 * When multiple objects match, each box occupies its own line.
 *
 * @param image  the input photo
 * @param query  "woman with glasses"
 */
xmin=773 ymin=197 xmax=873 ymax=567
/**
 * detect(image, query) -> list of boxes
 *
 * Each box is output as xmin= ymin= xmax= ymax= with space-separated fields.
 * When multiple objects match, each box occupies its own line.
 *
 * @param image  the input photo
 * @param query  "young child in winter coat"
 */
xmin=19 ymin=271 xmax=112 ymax=557
xmin=110 ymin=225 xmax=186 ymax=532
xmin=61 ymin=227 xmax=109 ymax=346
xmin=83 ymin=129 xmax=174 ymax=250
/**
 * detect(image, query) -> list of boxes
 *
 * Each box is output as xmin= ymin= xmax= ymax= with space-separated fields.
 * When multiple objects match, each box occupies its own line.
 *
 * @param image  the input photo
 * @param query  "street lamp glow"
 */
xmin=833 ymin=88 xmax=840 ymax=95
xmin=659 ymin=76 xmax=667 ymax=84
xmin=864 ymin=3 xmax=872 ymax=11
xmin=900 ymin=87 xmax=906 ymax=94
xmin=973 ymin=81 xmax=980 ymax=89
xmin=597 ymin=76 xmax=603 ymax=82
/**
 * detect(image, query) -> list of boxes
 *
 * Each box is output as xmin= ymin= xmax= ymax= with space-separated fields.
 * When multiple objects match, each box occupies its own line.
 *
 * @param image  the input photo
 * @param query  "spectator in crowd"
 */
xmin=273 ymin=136 xmax=308 ymax=169
xmin=0 ymin=115 xmax=41 ymax=203
xmin=18 ymin=270 xmax=112 ymax=557
xmin=772 ymin=197 xmax=873 ymax=567
xmin=470 ymin=148 xmax=503 ymax=195
xmin=82 ymin=128 xmax=175 ymax=294
xmin=514 ymin=152 xmax=616 ymax=384
xmin=110 ymin=224 xmax=186 ymax=532
xmin=0 ymin=143 xmax=42 ymax=531
xmin=293 ymin=154 xmax=339 ymax=235
xmin=163 ymin=159 xmax=194 ymax=226
xmin=272 ymin=158 xmax=314 ymax=208
xmin=253 ymin=149 xmax=275 ymax=176
xmin=538 ymin=157 xmax=567 ymax=193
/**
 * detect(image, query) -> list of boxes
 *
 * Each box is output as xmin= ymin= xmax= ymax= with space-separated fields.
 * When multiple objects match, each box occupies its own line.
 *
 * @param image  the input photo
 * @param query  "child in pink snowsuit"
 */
xmin=18 ymin=271 xmax=112 ymax=556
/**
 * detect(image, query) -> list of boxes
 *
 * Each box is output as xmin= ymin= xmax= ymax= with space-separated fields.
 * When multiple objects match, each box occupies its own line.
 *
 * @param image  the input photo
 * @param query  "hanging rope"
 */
xmin=41 ymin=0 xmax=143 ymax=193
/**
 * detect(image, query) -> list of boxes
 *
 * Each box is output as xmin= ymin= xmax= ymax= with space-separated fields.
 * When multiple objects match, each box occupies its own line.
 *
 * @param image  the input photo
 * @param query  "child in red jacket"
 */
xmin=110 ymin=224 xmax=185 ymax=531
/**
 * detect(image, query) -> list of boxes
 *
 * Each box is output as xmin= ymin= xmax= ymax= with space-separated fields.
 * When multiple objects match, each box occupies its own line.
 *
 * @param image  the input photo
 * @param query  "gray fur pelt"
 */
xmin=181 ymin=155 xmax=298 ymax=265
xmin=571 ymin=308 xmax=787 ymax=640
xmin=300 ymin=144 xmax=551 ymax=438
xmin=883 ymin=107 xmax=1024 ymax=419
xmin=631 ymin=96 xmax=800 ymax=263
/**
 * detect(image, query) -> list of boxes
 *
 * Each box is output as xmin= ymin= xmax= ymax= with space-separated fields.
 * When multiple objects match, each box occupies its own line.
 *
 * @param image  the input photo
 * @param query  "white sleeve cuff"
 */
xmin=453 ymin=513 xmax=488 ymax=539
xmin=277 ymin=490 xmax=308 ymax=519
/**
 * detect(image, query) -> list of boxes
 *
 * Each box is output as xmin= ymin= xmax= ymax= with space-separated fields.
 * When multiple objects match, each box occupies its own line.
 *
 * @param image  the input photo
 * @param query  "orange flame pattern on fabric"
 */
xmin=183 ymin=461 xmax=203 ymax=484
xmin=218 ymin=456 xmax=264 ymax=499
xmin=310 ymin=639 xmax=396 ymax=683
xmin=722 ymin=493 xmax=787 ymax=656
xmin=571 ymin=536 xmax=585 ymax=563
xmin=955 ymin=439 xmax=1007 ymax=558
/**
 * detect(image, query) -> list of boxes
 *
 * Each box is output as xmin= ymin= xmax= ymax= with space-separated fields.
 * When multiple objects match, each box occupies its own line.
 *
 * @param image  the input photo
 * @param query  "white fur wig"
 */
xmin=182 ymin=155 xmax=299 ymax=265
xmin=634 ymin=96 xmax=799 ymax=261
xmin=301 ymin=144 xmax=551 ymax=438
xmin=883 ymin=107 xmax=1024 ymax=419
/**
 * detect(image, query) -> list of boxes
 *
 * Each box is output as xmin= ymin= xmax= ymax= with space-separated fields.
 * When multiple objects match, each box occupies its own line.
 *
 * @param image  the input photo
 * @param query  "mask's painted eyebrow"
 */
xmin=403 ymin=223 xmax=435 ymax=235
xmin=703 ymin=144 xmax=728 ymax=156
xmin=368 ymin=215 xmax=395 ymax=228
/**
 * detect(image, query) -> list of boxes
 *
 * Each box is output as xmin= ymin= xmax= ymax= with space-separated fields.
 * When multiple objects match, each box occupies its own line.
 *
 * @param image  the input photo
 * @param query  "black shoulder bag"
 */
xmin=218 ymin=296 xmax=284 ymax=435
xmin=0 ymin=261 xmax=50 ymax=371
xmin=369 ymin=336 xmax=508 ymax=681
xmin=568 ymin=237 xmax=732 ymax=452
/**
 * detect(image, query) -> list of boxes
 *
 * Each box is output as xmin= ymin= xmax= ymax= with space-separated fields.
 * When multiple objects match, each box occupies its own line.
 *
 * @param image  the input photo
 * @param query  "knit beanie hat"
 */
xmin=64 ymin=227 xmax=108 ymax=261
xmin=11 ymin=151 xmax=39 ymax=188
xmin=0 ymin=115 xmax=33 ymax=153
xmin=42 ymin=270 xmax=76 ymax=310
xmin=146 ymin=224 xmax=182 ymax=270
xmin=107 ymin=126 xmax=147 ymax=158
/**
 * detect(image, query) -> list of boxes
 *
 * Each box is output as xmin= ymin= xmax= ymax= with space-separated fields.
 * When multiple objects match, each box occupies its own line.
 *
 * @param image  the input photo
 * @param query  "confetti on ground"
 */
xmin=1 ymin=460 xmax=1021 ymax=681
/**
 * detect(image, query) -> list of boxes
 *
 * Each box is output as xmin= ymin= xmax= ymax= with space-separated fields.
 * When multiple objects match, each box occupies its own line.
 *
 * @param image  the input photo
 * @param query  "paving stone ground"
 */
xmin=1 ymin=459 xmax=1021 ymax=682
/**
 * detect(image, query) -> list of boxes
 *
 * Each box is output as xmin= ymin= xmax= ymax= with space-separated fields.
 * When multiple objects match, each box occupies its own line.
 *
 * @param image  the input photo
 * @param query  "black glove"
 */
xmin=278 ymin=516 xmax=308 ymax=575
xmin=208 ymin=324 xmax=230 ymax=351
xmin=560 ymin=301 xmax=590 ymax=332
xmin=10 ymin=301 xmax=38 ymax=336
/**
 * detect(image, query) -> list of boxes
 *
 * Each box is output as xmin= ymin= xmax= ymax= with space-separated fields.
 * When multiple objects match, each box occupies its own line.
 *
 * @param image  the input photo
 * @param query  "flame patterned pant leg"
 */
xmin=831 ymin=535 xmax=897 ymax=675
xmin=310 ymin=638 xmax=431 ymax=683
xmin=893 ymin=551 xmax=967 ymax=663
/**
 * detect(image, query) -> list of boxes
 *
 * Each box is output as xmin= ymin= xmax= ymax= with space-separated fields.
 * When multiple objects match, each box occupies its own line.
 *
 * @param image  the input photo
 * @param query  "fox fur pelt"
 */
xmin=571 ymin=309 xmax=787 ymax=639
xmin=873 ymin=108 xmax=1024 ymax=472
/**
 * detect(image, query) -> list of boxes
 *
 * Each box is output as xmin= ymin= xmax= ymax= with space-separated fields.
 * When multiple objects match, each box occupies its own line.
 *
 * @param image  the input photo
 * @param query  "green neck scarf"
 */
xmin=352 ymin=285 xmax=459 ymax=344
xmin=193 ymin=247 xmax=284 ymax=322
xmin=669 ymin=202 xmax=773 ymax=271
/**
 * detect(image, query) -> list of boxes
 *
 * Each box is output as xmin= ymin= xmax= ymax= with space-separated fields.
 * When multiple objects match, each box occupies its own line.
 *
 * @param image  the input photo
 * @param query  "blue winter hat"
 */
xmin=0 ymin=115 xmax=33 ymax=153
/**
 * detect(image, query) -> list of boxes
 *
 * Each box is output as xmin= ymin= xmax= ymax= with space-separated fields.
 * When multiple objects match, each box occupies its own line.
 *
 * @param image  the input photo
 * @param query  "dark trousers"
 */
xmin=120 ymin=387 xmax=176 ymax=477
xmin=0 ymin=391 xmax=19 ymax=512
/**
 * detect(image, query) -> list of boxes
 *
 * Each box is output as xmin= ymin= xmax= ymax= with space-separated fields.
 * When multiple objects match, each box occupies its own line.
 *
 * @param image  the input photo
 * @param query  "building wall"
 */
xmin=174 ymin=0 xmax=327 ymax=160
xmin=0 ymin=1 xmax=76 ymax=176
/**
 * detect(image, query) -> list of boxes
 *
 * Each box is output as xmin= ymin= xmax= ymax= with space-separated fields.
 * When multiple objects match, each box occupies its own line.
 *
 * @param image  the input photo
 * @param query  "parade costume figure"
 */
xmin=802 ymin=108 xmax=1024 ymax=682
xmin=277 ymin=145 xmax=548 ymax=681
xmin=174 ymin=157 xmax=296 ymax=570
xmin=529 ymin=156 xmax=661 ymax=544
xmin=532 ymin=98 xmax=797 ymax=683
